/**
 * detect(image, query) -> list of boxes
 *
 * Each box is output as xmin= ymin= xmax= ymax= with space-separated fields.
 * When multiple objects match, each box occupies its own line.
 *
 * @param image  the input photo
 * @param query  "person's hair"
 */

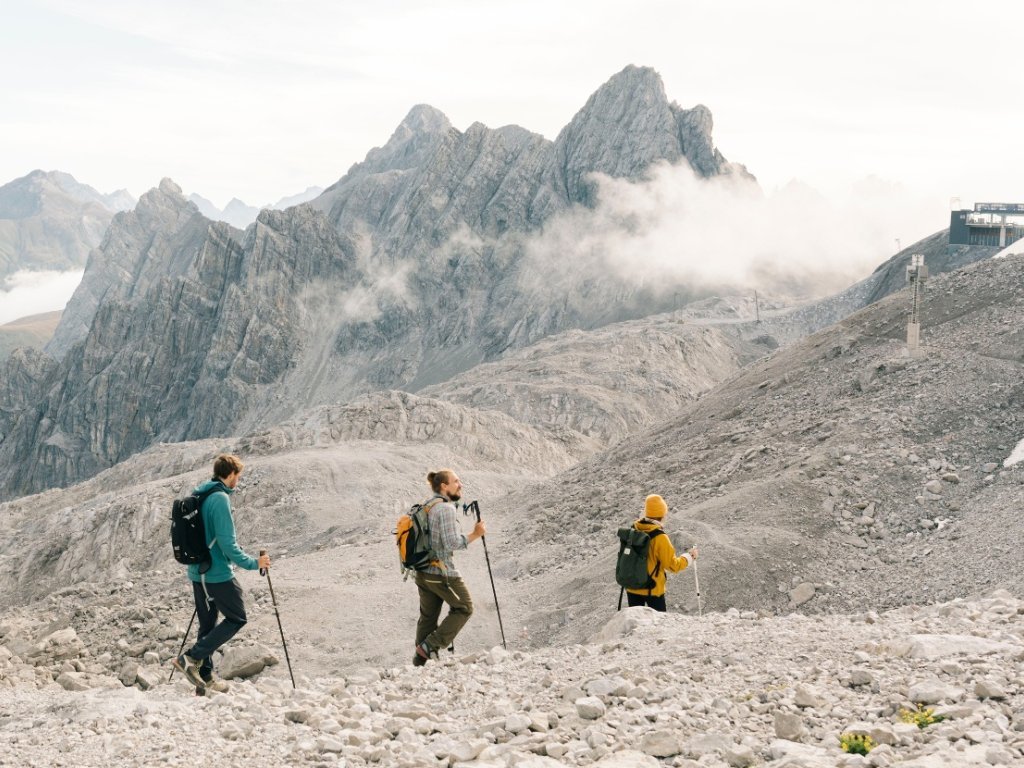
xmin=213 ymin=453 xmax=244 ymax=480
xmin=427 ymin=469 xmax=455 ymax=494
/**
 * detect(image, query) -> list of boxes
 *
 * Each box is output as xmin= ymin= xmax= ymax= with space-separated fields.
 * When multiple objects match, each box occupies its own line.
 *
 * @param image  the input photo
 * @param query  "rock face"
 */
xmin=45 ymin=179 xmax=221 ymax=358
xmin=0 ymin=169 xmax=134 ymax=278
xmin=0 ymin=66 xmax=745 ymax=500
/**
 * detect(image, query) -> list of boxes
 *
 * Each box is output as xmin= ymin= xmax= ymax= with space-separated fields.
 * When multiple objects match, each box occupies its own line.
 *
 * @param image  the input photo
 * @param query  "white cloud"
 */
xmin=523 ymin=164 xmax=942 ymax=301
xmin=0 ymin=270 xmax=83 ymax=325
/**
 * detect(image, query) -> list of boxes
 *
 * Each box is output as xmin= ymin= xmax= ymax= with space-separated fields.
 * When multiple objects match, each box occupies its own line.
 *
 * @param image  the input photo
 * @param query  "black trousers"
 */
xmin=188 ymin=578 xmax=247 ymax=676
xmin=626 ymin=591 xmax=667 ymax=612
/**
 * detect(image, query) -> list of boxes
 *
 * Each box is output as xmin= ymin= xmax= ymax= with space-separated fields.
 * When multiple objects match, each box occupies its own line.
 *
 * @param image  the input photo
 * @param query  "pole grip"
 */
xmin=260 ymin=549 xmax=267 ymax=577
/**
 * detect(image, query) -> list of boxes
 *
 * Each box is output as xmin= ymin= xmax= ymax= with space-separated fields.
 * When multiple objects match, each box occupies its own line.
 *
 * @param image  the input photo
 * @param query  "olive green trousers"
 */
xmin=415 ymin=572 xmax=474 ymax=652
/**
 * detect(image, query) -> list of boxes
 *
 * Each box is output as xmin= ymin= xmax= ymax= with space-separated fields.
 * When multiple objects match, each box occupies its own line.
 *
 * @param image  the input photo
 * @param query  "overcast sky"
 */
xmin=3 ymin=0 xmax=1020 ymax=215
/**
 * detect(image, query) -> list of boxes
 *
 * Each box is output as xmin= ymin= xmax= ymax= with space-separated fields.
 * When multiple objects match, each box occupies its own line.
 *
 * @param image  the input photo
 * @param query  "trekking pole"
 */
xmin=261 ymin=551 xmax=296 ymax=688
xmin=692 ymin=552 xmax=703 ymax=617
xmin=167 ymin=608 xmax=197 ymax=682
xmin=465 ymin=502 xmax=507 ymax=650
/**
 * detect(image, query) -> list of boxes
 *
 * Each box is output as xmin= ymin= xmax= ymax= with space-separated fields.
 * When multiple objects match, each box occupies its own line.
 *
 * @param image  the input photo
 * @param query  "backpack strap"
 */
xmin=421 ymin=497 xmax=447 ymax=571
xmin=194 ymin=484 xmax=226 ymax=584
xmin=422 ymin=496 xmax=445 ymax=515
xmin=645 ymin=528 xmax=665 ymax=596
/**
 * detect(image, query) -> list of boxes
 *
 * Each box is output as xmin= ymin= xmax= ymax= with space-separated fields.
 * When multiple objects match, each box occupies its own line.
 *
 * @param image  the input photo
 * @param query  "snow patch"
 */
xmin=1005 ymin=436 xmax=1024 ymax=467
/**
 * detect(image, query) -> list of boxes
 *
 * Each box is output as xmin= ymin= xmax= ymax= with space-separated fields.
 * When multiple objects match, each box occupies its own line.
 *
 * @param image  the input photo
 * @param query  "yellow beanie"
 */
xmin=644 ymin=494 xmax=668 ymax=519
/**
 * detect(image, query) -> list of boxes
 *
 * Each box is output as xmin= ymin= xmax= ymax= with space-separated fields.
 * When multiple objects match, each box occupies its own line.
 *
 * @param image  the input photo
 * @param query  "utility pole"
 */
xmin=905 ymin=254 xmax=927 ymax=358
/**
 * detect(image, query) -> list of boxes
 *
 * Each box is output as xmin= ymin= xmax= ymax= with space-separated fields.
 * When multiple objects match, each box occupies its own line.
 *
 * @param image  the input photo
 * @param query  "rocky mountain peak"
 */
xmin=359 ymin=103 xmax=454 ymax=173
xmin=552 ymin=64 xmax=727 ymax=204
xmin=132 ymin=178 xmax=196 ymax=221
xmin=157 ymin=177 xmax=183 ymax=197
xmin=397 ymin=103 xmax=452 ymax=135
xmin=43 ymin=179 xmax=211 ymax=359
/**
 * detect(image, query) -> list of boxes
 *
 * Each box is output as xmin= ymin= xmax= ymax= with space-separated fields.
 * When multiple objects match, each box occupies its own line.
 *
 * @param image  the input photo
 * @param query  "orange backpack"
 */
xmin=395 ymin=498 xmax=443 ymax=576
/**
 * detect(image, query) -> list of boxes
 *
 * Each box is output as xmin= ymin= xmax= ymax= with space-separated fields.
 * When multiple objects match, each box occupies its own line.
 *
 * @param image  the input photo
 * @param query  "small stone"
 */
xmin=789 ymin=583 xmax=816 ymax=607
xmin=575 ymin=696 xmax=606 ymax=720
xmin=56 ymin=671 xmax=90 ymax=691
xmin=849 ymin=669 xmax=874 ymax=687
xmin=773 ymin=711 xmax=806 ymax=741
xmin=908 ymin=679 xmax=965 ymax=704
xmin=135 ymin=665 xmax=163 ymax=690
xmin=794 ymin=685 xmax=823 ymax=708
xmin=974 ymin=679 xmax=1006 ymax=699
xmin=639 ymin=730 xmax=680 ymax=757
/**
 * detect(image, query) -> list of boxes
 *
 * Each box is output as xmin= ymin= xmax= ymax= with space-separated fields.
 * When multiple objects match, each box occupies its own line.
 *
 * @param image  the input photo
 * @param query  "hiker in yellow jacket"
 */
xmin=626 ymin=494 xmax=698 ymax=612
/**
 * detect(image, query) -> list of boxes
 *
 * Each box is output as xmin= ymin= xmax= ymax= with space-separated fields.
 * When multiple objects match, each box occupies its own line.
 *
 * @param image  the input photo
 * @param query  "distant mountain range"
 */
xmin=0 ymin=170 xmax=134 ymax=279
xmin=0 ymin=65 xmax=754 ymax=498
xmin=0 ymin=169 xmax=323 ymax=281
xmin=187 ymin=186 xmax=324 ymax=229
xmin=0 ymin=65 xmax=998 ymax=502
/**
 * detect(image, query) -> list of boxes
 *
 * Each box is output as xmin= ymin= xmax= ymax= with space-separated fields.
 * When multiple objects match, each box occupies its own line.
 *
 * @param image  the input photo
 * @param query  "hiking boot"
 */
xmin=412 ymin=653 xmax=427 ymax=667
xmin=415 ymin=641 xmax=437 ymax=663
xmin=172 ymin=653 xmax=206 ymax=688
xmin=202 ymin=676 xmax=230 ymax=693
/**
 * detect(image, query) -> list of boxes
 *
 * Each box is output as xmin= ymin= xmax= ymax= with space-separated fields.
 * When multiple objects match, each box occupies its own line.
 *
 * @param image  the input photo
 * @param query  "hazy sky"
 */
xmin=3 ymin=0 xmax=1020 ymax=214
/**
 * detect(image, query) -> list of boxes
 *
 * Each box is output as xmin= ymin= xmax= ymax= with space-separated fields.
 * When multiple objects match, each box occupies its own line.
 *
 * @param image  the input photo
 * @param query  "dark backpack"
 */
xmin=395 ymin=498 xmax=444 ymax=576
xmin=171 ymin=486 xmax=221 ymax=573
xmin=615 ymin=526 xmax=664 ymax=591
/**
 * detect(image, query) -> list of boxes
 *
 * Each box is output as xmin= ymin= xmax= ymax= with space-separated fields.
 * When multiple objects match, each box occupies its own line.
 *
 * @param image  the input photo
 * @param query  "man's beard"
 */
xmin=448 ymin=492 xmax=461 ymax=502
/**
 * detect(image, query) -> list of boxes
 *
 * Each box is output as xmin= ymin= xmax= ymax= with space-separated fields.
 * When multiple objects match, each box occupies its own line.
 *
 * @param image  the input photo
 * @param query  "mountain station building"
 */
xmin=949 ymin=202 xmax=1024 ymax=248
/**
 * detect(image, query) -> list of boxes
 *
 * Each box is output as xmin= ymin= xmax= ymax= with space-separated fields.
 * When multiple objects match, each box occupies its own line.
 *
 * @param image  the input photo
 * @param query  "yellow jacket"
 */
xmin=625 ymin=519 xmax=692 ymax=597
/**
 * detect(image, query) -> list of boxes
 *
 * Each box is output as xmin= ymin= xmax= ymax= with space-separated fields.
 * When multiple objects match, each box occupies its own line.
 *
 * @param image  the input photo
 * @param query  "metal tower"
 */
xmin=905 ymin=253 xmax=927 ymax=357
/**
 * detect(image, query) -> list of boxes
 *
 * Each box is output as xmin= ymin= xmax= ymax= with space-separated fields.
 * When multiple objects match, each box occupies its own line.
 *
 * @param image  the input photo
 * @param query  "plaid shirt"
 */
xmin=424 ymin=497 xmax=467 ymax=577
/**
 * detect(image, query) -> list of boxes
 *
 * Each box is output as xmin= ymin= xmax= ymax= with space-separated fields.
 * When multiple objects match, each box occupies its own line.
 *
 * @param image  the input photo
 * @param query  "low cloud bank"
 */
xmin=0 ymin=270 xmax=84 ymax=325
xmin=524 ymin=163 xmax=942 ymax=302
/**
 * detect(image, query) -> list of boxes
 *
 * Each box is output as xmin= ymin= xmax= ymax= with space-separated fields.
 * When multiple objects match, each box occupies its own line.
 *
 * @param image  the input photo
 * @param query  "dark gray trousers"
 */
xmin=188 ymin=578 xmax=247 ymax=676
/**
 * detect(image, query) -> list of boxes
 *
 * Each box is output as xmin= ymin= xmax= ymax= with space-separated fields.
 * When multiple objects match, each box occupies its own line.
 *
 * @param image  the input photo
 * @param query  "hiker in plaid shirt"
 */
xmin=413 ymin=469 xmax=485 ymax=665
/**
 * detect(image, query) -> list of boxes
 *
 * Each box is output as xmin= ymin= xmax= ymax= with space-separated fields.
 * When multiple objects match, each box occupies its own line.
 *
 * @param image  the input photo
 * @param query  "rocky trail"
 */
xmin=3 ymin=592 xmax=1023 ymax=768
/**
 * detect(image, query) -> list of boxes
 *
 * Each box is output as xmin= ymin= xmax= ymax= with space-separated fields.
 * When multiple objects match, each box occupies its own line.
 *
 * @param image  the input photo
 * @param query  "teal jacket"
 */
xmin=186 ymin=479 xmax=258 ymax=583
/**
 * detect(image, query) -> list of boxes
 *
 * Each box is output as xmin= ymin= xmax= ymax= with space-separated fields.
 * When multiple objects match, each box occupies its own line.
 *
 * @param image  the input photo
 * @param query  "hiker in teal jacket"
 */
xmin=173 ymin=454 xmax=270 ymax=693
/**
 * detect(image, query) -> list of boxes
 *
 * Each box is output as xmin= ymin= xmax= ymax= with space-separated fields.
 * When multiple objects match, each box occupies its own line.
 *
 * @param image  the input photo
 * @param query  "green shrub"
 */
xmin=839 ymin=732 xmax=875 ymax=755
xmin=899 ymin=704 xmax=945 ymax=729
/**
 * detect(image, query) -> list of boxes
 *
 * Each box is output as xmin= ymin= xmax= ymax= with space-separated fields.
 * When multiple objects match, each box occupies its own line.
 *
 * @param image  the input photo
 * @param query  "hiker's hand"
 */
xmin=469 ymin=520 xmax=486 ymax=542
xmin=257 ymin=552 xmax=271 ymax=570
xmin=688 ymin=547 xmax=699 ymax=560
